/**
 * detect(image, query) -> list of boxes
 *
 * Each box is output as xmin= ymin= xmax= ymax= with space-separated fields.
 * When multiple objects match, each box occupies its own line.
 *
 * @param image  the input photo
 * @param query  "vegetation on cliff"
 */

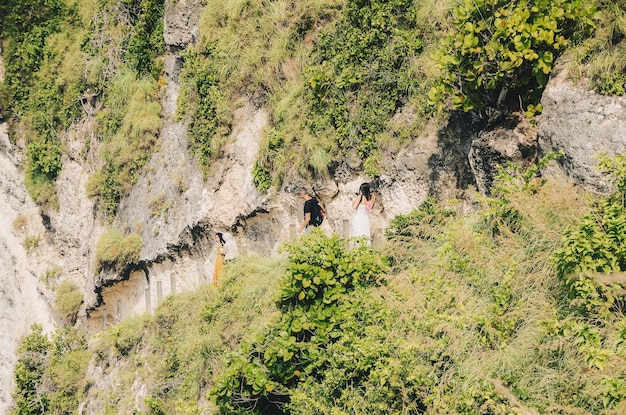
xmin=1 ymin=0 xmax=624 ymax=203
xmin=179 ymin=0 xmax=617 ymax=188
xmin=0 ymin=0 xmax=164 ymax=216
xmin=2 ymin=0 xmax=626 ymax=413
xmin=10 ymin=154 xmax=626 ymax=414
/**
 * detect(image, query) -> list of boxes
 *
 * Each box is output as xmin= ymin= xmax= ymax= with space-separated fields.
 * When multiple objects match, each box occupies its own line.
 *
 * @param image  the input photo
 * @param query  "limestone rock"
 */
xmin=538 ymin=67 xmax=626 ymax=193
xmin=0 ymin=123 xmax=56 ymax=414
xmin=163 ymin=0 xmax=202 ymax=49
xmin=469 ymin=113 xmax=538 ymax=195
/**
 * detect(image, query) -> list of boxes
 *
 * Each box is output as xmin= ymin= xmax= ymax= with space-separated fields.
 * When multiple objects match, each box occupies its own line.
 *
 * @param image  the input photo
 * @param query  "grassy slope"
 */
xmin=4 ymin=0 xmax=626 ymax=413
xmin=83 ymin=256 xmax=287 ymax=414
xmin=15 ymin=167 xmax=623 ymax=414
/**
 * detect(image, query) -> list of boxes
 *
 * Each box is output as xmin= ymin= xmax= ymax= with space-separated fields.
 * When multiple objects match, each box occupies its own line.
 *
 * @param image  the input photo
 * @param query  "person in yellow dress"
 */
xmin=212 ymin=232 xmax=226 ymax=286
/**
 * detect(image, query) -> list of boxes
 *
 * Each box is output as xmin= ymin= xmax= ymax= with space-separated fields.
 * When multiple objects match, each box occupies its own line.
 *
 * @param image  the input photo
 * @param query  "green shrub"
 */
xmin=10 ymin=324 xmax=51 ymax=415
xmin=430 ymin=0 xmax=597 ymax=111
xmin=53 ymin=281 xmax=83 ymax=325
xmin=24 ymin=168 xmax=59 ymax=208
xmin=553 ymin=153 xmax=626 ymax=317
xmin=85 ymin=163 xmax=122 ymax=219
xmin=251 ymin=162 xmax=272 ymax=194
xmin=109 ymin=315 xmax=150 ymax=356
xmin=23 ymin=234 xmax=41 ymax=254
xmin=177 ymin=48 xmax=232 ymax=176
xmin=211 ymin=230 xmax=389 ymax=413
xmin=10 ymin=324 xmax=90 ymax=415
xmin=25 ymin=137 xmax=62 ymax=179
xmin=46 ymin=328 xmax=89 ymax=413
xmin=0 ymin=0 xmax=67 ymax=109
xmin=95 ymin=228 xmax=143 ymax=270
xmin=23 ymin=132 xmax=63 ymax=207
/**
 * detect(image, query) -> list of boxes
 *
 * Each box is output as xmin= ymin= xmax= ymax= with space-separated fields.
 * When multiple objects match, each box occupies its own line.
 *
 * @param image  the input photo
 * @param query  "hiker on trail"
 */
xmin=212 ymin=232 xmax=226 ymax=286
xmin=298 ymin=188 xmax=324 ymax=233
xmin=222 ymin=232 xmax=239 ymax=263
xmin=352 ymin=182 xmax=375 ymax=241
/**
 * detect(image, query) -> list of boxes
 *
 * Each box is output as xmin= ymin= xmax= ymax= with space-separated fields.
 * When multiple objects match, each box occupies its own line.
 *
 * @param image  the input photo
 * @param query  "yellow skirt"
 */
xmin=213 ymin=247 xmax=225 ymax=286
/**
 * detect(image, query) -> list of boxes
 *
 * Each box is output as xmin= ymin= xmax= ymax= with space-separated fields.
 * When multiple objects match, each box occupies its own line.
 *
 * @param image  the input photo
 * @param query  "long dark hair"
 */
xmin=359 ymin=183 xmax=372 ymax=201
xmin=216 ymin=232 xmax=226 ymax=245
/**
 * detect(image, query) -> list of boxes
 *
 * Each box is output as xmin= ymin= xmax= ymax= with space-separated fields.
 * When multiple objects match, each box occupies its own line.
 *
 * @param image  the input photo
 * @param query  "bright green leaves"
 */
xmin=211 ymin=231 xmax=388 ymax=414
xmin=553 ymin=154 xmax=626 ymax=317
xmin=278 ymin=230 xmax=386 ymax=310
xmin=541 ymin=318 xmax=616 ymax=374
xmin=431 ymin=0 xmax=598 ymax=112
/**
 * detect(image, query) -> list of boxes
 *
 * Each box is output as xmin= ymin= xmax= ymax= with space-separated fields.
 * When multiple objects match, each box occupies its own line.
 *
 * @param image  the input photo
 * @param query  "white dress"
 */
xmin=352 ymin=204 xmax=371 ymax=238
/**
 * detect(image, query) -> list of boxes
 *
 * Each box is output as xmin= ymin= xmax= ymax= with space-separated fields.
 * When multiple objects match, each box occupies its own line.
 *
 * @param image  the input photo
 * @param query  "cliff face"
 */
xmin=0 ymin=123 xmax=56 ymax=413
xmin=1 ymin=2 xmax=626 ymax=412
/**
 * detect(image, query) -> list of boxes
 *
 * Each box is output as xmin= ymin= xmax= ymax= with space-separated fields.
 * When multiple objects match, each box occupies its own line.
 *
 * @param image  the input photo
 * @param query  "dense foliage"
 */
xmin=10 ymin=326 xmax=89 ymax=415
xmin=11 ymin=325 xmax=51 ymax=415
xmin=553 ymin=154 xmax=626 ymax=318
xmin=430 ymin=0 xmax=598 ymax=112
xmin=177 ymin=48 xmax=232 ymax=177
xmin=0 ymin=0 xmax=164 ymax=213
xmin=300 ymin=0 xmax=426 ymax=173
xmin=12 ymin=155 xmax=626 ymax=414
xmin=252 ymin=0 xmax=432 ymax=185
xmin=0 ymin=0 xmax=76 ymax=206
xmin=211 ymin=231 xmax=390 ymax=413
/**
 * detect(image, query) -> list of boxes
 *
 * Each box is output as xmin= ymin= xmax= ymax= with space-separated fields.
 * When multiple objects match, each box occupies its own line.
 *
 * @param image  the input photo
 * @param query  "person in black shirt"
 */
xmin=299 ymin=189 xmax=319 ymax=233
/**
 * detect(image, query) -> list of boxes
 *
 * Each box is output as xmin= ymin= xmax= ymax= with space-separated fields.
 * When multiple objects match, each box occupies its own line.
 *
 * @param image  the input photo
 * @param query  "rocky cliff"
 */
xmin=0 ymin=122 xmax=56 ymax=413
xmin=1 ymin=2 xmax=626 ymax=412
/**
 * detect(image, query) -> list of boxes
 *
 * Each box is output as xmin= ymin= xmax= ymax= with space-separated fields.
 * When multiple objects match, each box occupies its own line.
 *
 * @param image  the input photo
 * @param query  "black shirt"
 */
xmin=304 ymin=198 xmax=317 ymax=225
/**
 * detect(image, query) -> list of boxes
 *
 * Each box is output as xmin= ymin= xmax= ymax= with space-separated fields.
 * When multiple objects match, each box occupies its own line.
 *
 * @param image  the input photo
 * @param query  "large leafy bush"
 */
xmin=430 ymin=0 xmax=597 ymax=111
xmin=553 ymin=154 xmax=626 ymax=316
xmin=211 ymin=231 xmax=392 ymax=413
xmin=10 ymin=326 xmax=89 ymax=415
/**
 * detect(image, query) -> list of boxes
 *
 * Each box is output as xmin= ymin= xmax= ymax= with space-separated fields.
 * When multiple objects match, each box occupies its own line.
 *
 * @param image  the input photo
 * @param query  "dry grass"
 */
xmin=375 ymin=176 xmax=609 ymax=413
xmin=83 ymin=254 xmax=286 ymax=414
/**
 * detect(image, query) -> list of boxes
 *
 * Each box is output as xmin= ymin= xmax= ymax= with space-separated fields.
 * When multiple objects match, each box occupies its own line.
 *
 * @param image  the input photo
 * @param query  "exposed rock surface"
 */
xmin=469 ymin=112 xmax=538 ymax=195
xmin=163 ymin=0 xmax=202 ymax=49
xmin=0 ymin=123 xmax=56 ymax=413
xmin=538 ymin=67 xmax=626 ymax=192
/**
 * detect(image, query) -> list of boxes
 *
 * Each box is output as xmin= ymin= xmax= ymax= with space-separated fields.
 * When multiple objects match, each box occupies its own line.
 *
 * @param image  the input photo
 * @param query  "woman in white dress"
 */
xmin=352 ymin=182 xmax=375 ymax=240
